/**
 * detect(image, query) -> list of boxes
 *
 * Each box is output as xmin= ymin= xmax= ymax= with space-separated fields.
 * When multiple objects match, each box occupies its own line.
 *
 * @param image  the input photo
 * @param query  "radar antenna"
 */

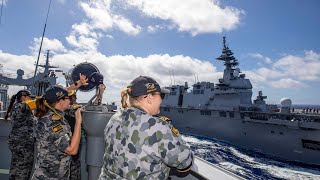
xmin=32 ymin=0 xmax=52 ymax=91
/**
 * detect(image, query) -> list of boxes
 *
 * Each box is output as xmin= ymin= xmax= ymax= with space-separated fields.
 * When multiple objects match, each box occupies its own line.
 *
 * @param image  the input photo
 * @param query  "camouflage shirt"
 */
xmin=99 ymin=107 xmax=193 ymax=180
xmin=32 ymin=110 xmax=72 ymax=180
xmin=8 ymin=102 xmax=35 ymax=142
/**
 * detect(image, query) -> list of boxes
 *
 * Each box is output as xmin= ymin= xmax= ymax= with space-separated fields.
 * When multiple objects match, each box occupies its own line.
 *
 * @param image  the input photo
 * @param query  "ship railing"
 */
xmin=0 ymin=117 xmax=244 ymax=180
xmin=170 ymin=157 xmax=244 ymax=180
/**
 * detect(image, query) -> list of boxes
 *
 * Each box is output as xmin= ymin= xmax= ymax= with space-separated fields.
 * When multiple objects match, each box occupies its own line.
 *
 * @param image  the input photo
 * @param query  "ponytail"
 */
xmin=34 ymin=98 xmax=48 ymax=118
xmin=121 ymin=88 xmax=130 ymax=109
xmin=121 ymin=87 xmax=144 ymax=109
xmin=34 ymin=98 xmax=60 ymax=119
xmin=4 ymin=94 xmax=17 ymax=120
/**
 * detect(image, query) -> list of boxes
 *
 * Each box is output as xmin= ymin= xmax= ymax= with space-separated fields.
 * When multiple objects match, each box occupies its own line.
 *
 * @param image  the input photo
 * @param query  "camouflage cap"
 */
xmin=43 ymin=85 xmax=72 ymax=103
xmin=128 ymin=76 xmax=170 ymax=97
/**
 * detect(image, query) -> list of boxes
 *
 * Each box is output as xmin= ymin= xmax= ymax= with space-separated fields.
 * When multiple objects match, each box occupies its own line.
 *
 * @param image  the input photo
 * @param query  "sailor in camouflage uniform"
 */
xmin=5 ymin=90 xmax=35 ymax=180
xmin=65 ymin=93 xmax=83 ymax=180
xmin=31 ymin=85 xmax=82 ymax=180
xmin=99 ymin=76 xmax=193 ymax=180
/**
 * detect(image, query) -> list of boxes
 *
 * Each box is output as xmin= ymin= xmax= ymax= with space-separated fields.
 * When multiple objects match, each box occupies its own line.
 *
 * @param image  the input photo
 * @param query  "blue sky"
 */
xmin=0 ymin=0 xmax=320 ymax=104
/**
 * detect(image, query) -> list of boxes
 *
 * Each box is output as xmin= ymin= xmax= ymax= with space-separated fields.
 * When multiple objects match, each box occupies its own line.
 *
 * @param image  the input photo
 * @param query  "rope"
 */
xmin=43 ymin=100 xmax=64 ymax=120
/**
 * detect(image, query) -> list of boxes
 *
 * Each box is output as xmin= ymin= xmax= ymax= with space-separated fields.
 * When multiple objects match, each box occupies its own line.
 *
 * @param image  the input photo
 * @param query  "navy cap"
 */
xmin=128 ymin=76 xmax=170 ymax=97
xmin=43 ymin=85 xmax=71 ymax=103
xmin=89 ymin=72 xmax=104 ymax=87
xmin=16 ymin=90 xmax=34 ymax=98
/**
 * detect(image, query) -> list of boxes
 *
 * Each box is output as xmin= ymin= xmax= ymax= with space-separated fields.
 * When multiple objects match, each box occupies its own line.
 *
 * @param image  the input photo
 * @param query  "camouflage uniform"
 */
xmin=99 ymin=107 xmax=193 ymax=180
xmin=8 ymin=102 xmax=35 ymax=180
xmin=65 ymin=106 xmax=82 ymax=180
xmin=31 ymin=110 xmax=72 ymax=180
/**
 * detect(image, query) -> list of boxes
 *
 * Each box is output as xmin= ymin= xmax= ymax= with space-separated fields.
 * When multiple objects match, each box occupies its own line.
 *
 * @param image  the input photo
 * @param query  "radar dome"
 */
xmin=280 ymin=98 xmax=292 ymax=107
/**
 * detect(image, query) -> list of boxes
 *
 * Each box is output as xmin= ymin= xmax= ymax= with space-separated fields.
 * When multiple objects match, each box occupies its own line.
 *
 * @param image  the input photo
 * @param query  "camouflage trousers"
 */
xmin=70 ymin=144 xmax=81 ymax=180
xmin=8 ymin=140 xmax=34 ymax=180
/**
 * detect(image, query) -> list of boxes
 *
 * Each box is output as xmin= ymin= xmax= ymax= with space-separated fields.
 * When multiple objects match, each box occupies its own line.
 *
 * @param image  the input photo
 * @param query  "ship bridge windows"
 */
xmin=229 ymin=112 xmax=234 ymax=118
xmin=219 ymin=111 xmax=226 ymax=117
xmin=193 ymin=90 xmax=203 ymax=94
xmin=200 ymin=110 xmax=211 ymax=116
xmin=302 ymin=139 xmax=320 ymax=151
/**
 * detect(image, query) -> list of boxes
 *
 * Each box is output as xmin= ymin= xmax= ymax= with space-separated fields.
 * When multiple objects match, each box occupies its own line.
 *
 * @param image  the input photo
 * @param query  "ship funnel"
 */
xmin=67 ymin=62 xmax=116 ymax=180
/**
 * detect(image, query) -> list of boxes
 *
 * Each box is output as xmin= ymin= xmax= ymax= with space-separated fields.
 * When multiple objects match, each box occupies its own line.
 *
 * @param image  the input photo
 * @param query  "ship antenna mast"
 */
xmin=32 ymin=0 xmax=52 ymax=89
xmin=0 ymin=0 xmax=4 ymax=25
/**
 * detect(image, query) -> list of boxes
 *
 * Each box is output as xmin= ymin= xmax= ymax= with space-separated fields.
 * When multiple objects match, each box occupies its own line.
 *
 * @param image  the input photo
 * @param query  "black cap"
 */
xmin=16 ymin=90 xmax=34 ymax=98
xmin=89 ymin=72 xmax=104 ymax=87
xmin=43 ymin=85 xmax=72 ymax=103
xmin=128 ymin=76 xmax=170 ymax=97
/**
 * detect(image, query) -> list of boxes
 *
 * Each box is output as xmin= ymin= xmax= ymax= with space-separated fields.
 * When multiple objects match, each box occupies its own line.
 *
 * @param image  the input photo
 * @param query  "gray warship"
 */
xmin=0 ymin=53 xmax=243 ymax=180
xmin=160 ymin=37 xmax=320 ymax=166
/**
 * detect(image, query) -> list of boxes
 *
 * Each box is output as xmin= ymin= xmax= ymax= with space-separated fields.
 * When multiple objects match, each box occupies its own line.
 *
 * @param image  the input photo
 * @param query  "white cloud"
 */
xmin=65 ymin=0 xmax=242 ymax=51
xmin=106 ymin=34 xmax=113 ymax=39
xmin=71 ymin=23 xmax=96 ymax=37
xmin=80 ymin=1 xmax=113 ymax=31
xmin=125 ymin=0 xmax=243 ymax=35
xmin=246 ymin=50 xmax=320 ymax=89
xmin=65 ymin=0 xmax=142 ymax=51
xmin=0 ymin=51 xmax=36 ymax=77
xmin=147 ymin=24 xmax=173 ymax=33
xmin=66 ymin=35 xmax=99 ymax=52
xmin=248 ymin=53 xmax=273 ymax=64
xmin=0 ymin=50 xmax=220 ymax=103
xmin=78 ymin=1 xmax=140 ymax=36
xmin=273 ymin=51 xmax=320 ymax=81
xmin=269 ymin=78 xmax=306 ymax=89
xmin=113 ymin=15 xmax=141 ymax=36
xmin=29 ymin=37 xmax=67 ymax=55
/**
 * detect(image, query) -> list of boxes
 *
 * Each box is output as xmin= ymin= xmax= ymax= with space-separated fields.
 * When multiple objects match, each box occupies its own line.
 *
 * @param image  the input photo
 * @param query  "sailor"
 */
xmin=64 ymin=92 xmax=83 ymax=180
xmin=5 ymin=90 xmax=35 ymax=180
xmin=31 ymin=85 xmax=82 ymax=180
xmin=99 ymin=76 xmax=194 ymax=180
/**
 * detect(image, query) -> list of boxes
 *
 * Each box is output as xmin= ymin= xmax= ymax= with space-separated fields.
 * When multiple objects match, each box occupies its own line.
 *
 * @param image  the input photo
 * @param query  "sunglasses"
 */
xmin=144 ymin=93 xmax=165 ymax=100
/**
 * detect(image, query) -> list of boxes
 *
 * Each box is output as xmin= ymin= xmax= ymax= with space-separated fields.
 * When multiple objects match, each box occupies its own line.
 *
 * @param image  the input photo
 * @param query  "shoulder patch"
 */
xmin=51 ymin=123 xmax=63 ymax=133
xmin=51 ymin=114 xmax=61 ymax=121
xmin=170 ymin=125 xmax=180 ymax=137
xmin=159 ymin=116 xmax=171 ymax=123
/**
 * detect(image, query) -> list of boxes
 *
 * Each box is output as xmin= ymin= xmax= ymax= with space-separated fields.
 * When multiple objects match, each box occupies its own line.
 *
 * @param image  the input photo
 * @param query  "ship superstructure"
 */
xmin=160 ymin=37 xmax=320 ymax=165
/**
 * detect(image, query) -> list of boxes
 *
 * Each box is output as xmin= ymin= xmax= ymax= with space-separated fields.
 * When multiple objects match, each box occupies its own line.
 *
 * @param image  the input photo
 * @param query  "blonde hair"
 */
xmin=120 ymin=87 xmax=144 ymax=109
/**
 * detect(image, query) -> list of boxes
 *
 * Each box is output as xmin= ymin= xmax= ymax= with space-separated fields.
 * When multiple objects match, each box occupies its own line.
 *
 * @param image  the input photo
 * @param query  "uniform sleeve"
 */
xmin=155 ymin=118 xmax=194 ymax=170
xmin=49 ymin=121 xmax=71 ymax=152
xmin=12 ymin=103 xmax=27 ymax=119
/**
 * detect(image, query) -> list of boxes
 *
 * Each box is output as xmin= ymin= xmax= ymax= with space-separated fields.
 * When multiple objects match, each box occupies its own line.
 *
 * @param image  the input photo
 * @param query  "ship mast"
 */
xmin=216 ymin=36 xmax=239 ymax=69
xmin=32 ymin=0 xmax=52 ymax=92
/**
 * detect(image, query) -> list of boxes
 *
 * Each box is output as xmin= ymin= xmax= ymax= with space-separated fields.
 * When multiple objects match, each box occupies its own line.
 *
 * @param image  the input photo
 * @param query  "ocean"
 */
xmin=182 ymin=135 xmax=320 ymax=180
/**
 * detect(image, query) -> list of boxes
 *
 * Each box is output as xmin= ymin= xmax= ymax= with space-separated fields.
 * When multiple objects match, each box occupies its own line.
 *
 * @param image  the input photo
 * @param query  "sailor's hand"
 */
xmin=79 ymin=73 xmax=89 ymax=86
xmin=75 ymin=108 xmax=82 ymax=124
xmin=71 ymin=104 xmax=82 ymax=110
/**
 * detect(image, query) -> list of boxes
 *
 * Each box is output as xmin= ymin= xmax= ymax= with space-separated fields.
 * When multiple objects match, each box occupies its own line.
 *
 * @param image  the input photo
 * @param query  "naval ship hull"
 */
xmin=160 ymin=107 xmax=320 ymax=166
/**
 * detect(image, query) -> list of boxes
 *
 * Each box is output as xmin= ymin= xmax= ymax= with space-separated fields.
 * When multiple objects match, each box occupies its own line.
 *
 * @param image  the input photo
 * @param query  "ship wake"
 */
xmin=182 ymin=135 xmax=320 ymax=180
